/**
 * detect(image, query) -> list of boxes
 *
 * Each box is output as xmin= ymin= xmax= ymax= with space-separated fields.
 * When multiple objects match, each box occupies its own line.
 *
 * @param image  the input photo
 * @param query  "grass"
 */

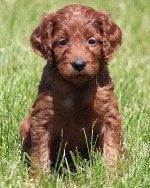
xmin=0 ymin=0 xmax=150 ymax=187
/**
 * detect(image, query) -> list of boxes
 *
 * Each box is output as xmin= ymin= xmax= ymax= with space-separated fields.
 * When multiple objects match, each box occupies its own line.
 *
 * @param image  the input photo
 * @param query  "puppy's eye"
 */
xmin=87 ymin=38 xmax=97 ymax=46
xmin=58 ymin=39 xmax=68 ymax=47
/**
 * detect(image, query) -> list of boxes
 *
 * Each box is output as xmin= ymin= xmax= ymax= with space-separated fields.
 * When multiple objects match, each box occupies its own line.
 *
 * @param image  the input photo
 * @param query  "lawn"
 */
xmin=0 ymin=0 xmax=150 ymax=187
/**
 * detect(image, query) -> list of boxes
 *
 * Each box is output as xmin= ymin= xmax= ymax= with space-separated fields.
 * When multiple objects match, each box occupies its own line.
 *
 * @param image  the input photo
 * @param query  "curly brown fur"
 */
xmin=20 ymin=4 xmax=124 ymax=177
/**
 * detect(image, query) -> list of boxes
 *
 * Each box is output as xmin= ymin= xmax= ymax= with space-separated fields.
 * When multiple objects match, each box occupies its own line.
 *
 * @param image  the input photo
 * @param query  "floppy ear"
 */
xmin=30 ymin=13 xmax=56 ymax=61
xmin=97 ymin=12 xmax=122 ymax=62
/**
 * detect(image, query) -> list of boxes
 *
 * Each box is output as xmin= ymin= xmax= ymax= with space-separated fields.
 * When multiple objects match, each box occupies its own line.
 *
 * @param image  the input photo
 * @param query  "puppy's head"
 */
xmin=30 ymin=4 xmax=122 ymax=84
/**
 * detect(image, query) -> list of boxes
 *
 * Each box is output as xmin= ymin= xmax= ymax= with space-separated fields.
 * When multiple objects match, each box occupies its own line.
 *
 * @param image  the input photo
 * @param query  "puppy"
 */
xmin=20 ymin=4 xmax=124 ymax=177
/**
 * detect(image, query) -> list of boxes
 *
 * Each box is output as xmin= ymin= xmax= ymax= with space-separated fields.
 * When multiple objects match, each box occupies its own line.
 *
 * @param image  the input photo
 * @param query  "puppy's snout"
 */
xmin=72 ymin=59 xmax=86 ymax=72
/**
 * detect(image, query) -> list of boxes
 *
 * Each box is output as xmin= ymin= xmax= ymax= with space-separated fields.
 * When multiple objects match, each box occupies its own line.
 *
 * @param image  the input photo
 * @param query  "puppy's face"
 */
xmin=30 ymin=5 xmax=122 ymax=85
xmin=52 ymin=18 xmax=103 ymax=84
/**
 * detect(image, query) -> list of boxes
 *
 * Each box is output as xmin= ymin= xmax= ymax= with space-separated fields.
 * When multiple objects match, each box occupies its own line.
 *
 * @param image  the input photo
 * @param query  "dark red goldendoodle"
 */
xmin=20 ymin=4 xmax=124 ymax=177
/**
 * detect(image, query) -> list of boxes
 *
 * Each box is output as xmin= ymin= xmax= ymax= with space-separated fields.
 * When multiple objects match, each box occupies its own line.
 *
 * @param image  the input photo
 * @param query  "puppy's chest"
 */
xmin=53 ymin=105 xmax=101 ymax=134
xmin=51 ymin=94 xmax=103 ymax=150
xmin=62 ymin=95 xmax=83 ymax=110
xmin=62 ymin=92 xmax=94 ymax=111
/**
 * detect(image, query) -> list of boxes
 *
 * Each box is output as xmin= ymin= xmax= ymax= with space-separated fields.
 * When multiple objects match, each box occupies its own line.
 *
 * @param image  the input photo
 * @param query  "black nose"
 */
xmin=72 ymin=59 xmax=86 ymax=72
